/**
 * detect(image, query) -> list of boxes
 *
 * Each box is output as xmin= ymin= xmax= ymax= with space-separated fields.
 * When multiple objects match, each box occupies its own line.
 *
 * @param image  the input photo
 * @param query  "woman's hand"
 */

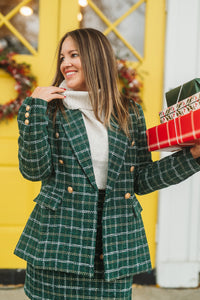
xmin=31 ymin=86 xmax=66 ymax=102
xmin=190 ymin=140 xmax=200 ymax=159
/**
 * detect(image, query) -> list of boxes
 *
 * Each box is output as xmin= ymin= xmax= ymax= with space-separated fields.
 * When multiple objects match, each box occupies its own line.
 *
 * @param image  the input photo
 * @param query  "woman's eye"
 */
xmin=72 ymin=53 xmax=78 ymax=58
xmin=60 ymin=57 xmax=65 ymax=63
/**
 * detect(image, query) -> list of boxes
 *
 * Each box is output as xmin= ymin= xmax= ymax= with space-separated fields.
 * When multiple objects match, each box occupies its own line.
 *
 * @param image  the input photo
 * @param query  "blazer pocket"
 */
xmin=132 ymin=197 xmax=143 ymax=218
xmin=34 ymin=189 xmax=62 ymax=211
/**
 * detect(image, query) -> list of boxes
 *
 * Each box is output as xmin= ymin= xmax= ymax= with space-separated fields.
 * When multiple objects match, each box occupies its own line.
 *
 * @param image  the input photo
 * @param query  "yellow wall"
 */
xmin=137 ymin=0 xmax=166 ymax=267
xmin=0 ymin=0 xmax=166 ymax=269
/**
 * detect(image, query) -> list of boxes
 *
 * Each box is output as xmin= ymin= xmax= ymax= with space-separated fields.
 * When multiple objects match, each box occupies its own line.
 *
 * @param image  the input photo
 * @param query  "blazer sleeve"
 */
xmin=17 ymin=97 xmax=53 ymax=181
xmin=134 ymin=105 xmax=200 ymax=195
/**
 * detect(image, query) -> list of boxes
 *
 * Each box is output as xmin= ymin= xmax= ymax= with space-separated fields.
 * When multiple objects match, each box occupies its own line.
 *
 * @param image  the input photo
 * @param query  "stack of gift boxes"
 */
xmin=146 ymin=78 xmax=200 ymax=151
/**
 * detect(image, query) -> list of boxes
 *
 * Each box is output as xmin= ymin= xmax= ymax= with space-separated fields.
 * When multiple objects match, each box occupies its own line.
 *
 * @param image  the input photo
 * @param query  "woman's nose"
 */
xmin=63 ymin=60 xmax=72 ymax=67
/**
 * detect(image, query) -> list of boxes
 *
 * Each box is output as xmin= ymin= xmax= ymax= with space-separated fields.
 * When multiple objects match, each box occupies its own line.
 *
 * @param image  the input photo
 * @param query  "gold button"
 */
xmin=25 ymin=112 xmax=30 ymax=118
xmin=100 ymin=254 xmax=103 ymax=260
xmin=131 ymin=140 xmax=135 ymax=147
xmin=26 ymin=105 xmax=30 ymax=111
xmin=25 ymin=119 xmax=29 ymax=125
xmin=130 ymin=166 xmax=135 ymax=172
xmin=67 ymin=186 xmax=73 ymax=193
xmin=125 ymin=193 xmax=131 ymax=199
xmin=55 ymin=132 xmax=59 ymax=138
xmin=59 ymin=159 xmax=64 ymax=165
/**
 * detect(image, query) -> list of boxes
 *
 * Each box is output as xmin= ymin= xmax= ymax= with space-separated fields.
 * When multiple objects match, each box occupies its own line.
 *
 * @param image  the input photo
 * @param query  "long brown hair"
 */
xmin=51 ymin=28 xmax=138 ymax=137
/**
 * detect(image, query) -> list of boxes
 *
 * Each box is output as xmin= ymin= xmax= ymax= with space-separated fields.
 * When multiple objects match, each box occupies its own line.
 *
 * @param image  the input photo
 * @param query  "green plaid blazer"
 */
xmin=14 ymin=97 xmax=200 ymax=281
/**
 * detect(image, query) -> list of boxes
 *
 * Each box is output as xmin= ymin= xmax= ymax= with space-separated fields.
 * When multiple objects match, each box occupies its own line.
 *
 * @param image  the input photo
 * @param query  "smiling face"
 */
xmin=60 ymin=36 xmax=87 ymax=91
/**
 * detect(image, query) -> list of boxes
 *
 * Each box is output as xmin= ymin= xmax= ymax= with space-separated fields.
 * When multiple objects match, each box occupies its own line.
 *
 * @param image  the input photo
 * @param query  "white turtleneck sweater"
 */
xmin=60 ymin=81 xmax=108 ymax=190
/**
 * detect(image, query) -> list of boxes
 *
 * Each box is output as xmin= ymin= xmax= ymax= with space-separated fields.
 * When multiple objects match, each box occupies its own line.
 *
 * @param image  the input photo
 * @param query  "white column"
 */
xmin=156 ymin=0 xmax=200 ymax=288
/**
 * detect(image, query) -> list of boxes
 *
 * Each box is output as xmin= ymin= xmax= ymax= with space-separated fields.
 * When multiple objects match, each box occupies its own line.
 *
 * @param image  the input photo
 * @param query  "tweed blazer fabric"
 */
xmin=14 ymin=97 xmax=200 ymax=281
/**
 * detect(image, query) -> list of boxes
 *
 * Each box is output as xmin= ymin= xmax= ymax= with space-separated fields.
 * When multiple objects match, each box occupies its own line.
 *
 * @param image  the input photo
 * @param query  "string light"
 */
xmin=19 ymin=6 xmax=33 ymax=17
xmin=78 ymin=0 xmax=88 ymax=7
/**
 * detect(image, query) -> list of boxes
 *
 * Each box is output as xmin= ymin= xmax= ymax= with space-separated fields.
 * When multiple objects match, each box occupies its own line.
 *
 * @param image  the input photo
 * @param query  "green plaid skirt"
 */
xmin=24 ymin=190 xmax=133 ymax=299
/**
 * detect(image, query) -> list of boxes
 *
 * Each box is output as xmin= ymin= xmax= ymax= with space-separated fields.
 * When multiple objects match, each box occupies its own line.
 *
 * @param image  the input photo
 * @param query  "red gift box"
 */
xmin=146 ymin=109 xmax=200 ymax=151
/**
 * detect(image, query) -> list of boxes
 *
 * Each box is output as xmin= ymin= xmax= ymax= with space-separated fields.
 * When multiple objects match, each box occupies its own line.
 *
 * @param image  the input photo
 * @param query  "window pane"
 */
xmin=81 ymin=0 xmax=146 ymax=61
xmin=0 ymin=0 xmax=39 ymax=54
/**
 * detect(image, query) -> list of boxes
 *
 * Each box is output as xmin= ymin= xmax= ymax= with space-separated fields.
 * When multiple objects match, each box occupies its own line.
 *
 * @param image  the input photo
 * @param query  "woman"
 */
xmin=14 ymin=28 xmax=200 ymax=299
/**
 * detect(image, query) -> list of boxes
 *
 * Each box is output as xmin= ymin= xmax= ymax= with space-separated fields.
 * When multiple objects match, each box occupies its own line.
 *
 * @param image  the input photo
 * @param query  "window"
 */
xmin=81 ymin=0 xmax=146 ymax=61
xmin=0 ymin=0 xmax=39 ymax=54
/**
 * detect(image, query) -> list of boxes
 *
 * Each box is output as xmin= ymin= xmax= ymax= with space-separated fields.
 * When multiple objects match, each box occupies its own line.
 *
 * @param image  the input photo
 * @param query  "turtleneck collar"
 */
xmin=59 ymin=80 xmax=93 ymax=111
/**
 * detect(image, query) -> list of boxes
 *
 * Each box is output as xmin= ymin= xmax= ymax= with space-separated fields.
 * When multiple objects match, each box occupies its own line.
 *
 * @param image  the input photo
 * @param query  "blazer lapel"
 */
xmin=60 ymin=109 xmax=128 ymax=194
xmin=61 ymin=109 xmax=98 ymax=191
xmin=106 ymin=121 xmax=128 ymax=195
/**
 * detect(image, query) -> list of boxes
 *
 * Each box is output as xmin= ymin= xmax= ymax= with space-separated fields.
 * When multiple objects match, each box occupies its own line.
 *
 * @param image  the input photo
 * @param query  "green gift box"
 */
xmin=165 ymin=78 xmax=200 ymax=107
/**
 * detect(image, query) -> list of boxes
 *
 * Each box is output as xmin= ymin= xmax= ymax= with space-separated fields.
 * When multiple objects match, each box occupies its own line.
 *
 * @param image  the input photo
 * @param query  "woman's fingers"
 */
xmin=31 ymin=86 xmax=66 ymax=102
xmin=190 ymin=141 xmax=200 ymax=159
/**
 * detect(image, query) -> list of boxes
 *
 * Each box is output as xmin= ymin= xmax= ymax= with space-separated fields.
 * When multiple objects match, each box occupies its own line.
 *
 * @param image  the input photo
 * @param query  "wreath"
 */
xmin=117 ymin=59 xmax=142 ymax=104
xmin=0 ymin=51 xmax=141 ymax=123
xmin=0 ymin=49 xmax=37 ymax=122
